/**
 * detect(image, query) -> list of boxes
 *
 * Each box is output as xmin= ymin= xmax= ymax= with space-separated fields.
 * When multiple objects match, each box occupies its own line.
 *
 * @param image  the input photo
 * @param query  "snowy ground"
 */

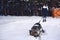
xmin=0 ymin=16 xmax=60 ymax=40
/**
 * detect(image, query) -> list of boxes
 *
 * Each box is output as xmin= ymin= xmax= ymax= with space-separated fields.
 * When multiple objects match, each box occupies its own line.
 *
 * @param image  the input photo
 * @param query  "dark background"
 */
xmin=0 ymin=0 xmax=60 ymax=16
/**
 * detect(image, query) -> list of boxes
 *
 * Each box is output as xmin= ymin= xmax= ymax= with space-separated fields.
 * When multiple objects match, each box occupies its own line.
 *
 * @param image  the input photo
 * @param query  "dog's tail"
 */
xmin=38 ymin=21 xmax=40 ymax=23
xmin=38 ymin=17 xmax=43 ymax=23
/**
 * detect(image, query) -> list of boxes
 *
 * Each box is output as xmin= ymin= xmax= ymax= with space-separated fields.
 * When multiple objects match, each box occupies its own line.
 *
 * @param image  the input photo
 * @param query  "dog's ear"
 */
xmin=29 ymin=30 xmax=32 ymax=35
xmin=42 ymin=29 xmax=45 ymax=33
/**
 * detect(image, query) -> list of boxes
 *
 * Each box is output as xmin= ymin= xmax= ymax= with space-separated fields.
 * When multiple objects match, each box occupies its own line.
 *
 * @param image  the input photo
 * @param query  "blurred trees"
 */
xmin=0 ymin=0 xmax=60 ymax=16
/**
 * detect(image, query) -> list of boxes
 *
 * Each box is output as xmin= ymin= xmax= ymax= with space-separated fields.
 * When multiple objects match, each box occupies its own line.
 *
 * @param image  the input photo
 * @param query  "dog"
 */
xmin=29 ymin=21 xmax=45 ymax=37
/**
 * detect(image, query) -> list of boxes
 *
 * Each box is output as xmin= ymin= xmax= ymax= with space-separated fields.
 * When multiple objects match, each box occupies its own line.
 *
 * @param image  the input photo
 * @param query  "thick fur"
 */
xmin=29 ymin=22 xmax=45 ymax=37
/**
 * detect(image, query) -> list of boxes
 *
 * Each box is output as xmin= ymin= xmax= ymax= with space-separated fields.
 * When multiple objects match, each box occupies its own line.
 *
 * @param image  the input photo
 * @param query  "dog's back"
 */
xmin=31 ymin=23 xmax=41 ymax=31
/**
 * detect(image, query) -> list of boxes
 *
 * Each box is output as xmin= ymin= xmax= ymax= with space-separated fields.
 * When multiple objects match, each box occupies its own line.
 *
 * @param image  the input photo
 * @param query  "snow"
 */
xmin=0 ymin=16 xmax=60 ymax=40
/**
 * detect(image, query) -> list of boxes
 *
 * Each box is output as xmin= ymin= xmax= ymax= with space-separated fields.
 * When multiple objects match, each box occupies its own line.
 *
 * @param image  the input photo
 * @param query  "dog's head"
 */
xmin=29 ymin=29 xmax=40 ymax=37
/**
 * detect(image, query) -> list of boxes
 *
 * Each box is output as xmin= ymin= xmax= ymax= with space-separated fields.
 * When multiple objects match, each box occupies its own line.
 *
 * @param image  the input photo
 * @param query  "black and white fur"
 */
xmin=29 ymin=21 xmax=45 ymax=37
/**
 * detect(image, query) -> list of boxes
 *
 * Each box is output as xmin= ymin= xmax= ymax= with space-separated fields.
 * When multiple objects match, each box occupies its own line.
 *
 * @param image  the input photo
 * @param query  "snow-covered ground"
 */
xmin=0 ymin=16 xmax=60 ymax=40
